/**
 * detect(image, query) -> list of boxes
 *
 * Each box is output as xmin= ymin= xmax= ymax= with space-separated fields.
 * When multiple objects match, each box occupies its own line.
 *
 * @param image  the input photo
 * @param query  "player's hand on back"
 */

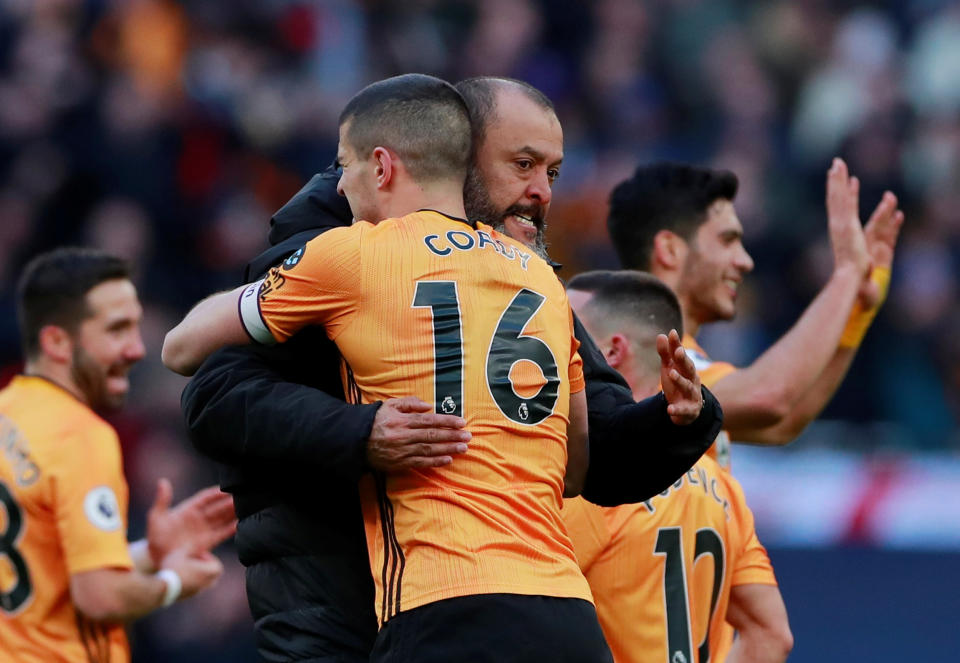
xmin=825 ymin=157 xmax=870 ymax=277
xmin=657 ymin=330 xmax=704 ymax=426
xmin=858 ymin=190 xmax=904 ymax=310
xmin=146 ymin=479 xmax=237 ymax=569
xmin=160 ymin=545 xmax=224 ymax=601
xmin=366 ymin=396 xmax=471 ymax=472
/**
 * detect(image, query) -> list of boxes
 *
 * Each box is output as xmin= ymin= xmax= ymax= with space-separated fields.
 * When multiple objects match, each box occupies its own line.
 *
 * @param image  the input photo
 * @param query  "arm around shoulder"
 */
xmin=162 ymin=286 xmax=254 ymax=376
xmin=182 ymin=342 xmax=379 ymax=478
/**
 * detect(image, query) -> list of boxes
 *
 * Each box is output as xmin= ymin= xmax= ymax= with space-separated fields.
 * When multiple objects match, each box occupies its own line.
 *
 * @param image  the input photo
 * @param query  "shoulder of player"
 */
xmin=49 ymin=413 xmax=121 ymax=466
xmin=682 ymin=336 xmax=738 ymax=380
xmin=640 ymin=456 xmax=735 ymax=519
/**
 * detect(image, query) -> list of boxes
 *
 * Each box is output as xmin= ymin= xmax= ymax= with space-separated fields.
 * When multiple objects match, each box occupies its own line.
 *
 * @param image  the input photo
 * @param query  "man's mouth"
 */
xmin=511 ymin=213 xmax=537 ymax=230
xmin=106 ymin=365 xmax=132 ymax=392
xmin=503 ymin=213 xmax=540 ymax=246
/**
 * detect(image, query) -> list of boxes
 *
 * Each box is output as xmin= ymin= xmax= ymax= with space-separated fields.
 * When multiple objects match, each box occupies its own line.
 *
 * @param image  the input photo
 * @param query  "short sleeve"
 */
xmin=561 ymin=497 xmax=610 ymax=573
xmin=725 ymin=473 xmax=778 ymax=587
xmin=52 ymin=425 xmax=133 ymax=576
xmin=699 ymin=362 xmax=737 ymax=389
xmin=241 ymin=224 xmax=364 ymax=343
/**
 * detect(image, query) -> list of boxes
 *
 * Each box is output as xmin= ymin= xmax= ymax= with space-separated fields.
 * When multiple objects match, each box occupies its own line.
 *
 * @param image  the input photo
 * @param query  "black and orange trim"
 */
xmin=374 ymin=471 xmax=405 ymax=623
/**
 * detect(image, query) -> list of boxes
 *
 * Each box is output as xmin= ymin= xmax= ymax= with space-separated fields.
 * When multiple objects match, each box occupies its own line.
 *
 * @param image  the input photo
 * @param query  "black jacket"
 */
xmin=181 ymin=168 xmax=722 ymax=661
xmin=183 ymin=170 xmax=378 ymax=663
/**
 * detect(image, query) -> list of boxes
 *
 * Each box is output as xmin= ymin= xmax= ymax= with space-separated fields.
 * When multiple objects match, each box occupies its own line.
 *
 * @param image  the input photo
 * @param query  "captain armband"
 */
xmin=238 ymin=279 xmax=278 ymax=345
xmin=839 ymin=266 xmax=891 ymax=349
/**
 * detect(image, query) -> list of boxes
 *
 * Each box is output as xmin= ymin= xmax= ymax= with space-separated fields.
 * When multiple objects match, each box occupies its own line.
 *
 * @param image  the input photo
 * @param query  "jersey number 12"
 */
xmin=654 ymin=526 xmax=725 ymax=663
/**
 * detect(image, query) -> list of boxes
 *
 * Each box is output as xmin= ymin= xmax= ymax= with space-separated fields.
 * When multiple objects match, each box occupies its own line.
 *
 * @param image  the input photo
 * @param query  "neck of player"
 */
xmin=386 ymin=180 xmax=466 ymax=222
xmin=23 ymin=357 xmax=89 ymax=406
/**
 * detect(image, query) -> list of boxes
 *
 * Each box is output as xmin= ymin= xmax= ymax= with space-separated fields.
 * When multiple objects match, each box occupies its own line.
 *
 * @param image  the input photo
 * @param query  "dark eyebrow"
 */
xmin=518 ymin=146 xmax=563 ymax=165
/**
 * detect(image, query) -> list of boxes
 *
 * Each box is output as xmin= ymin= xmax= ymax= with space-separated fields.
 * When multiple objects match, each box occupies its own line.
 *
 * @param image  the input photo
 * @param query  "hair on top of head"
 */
xmin=607 ymin=162 xmax=739 ymax=271
xmin=339 ymin=73 xmax=471 ymax=185
xmin=455 ymin=77 xmax=555 ymax=147
xmin=567 ymin=269 xmax=684 ymax=338
xmin=16 ymin=247 xmax=130 ymax=359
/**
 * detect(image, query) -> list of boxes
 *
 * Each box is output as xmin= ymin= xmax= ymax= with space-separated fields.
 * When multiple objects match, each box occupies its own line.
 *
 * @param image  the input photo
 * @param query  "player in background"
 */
xmin=0 ymin=248 xmax=234 ymax=663
xmin=607 ymin=159 xmax=903 ymax=465
xmin=164 ymin=74 xmax=616 ymax=662
xmin=563 ymin=270 xmax=792 ymax=663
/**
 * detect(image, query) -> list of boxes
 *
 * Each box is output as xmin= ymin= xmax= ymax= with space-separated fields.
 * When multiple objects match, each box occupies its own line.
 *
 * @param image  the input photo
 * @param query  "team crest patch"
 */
xmin=83 ymin=486 xmax=122 ymax=532
xmin=282 ymin=246 xmax=305 ymax=270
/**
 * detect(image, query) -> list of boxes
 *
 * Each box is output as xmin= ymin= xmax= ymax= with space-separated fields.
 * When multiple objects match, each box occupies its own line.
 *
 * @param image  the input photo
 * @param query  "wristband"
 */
xmin=839 ymin=267 xmax=891 ymax=349
xmin=157 ymin=569 xmax=182 ymax=607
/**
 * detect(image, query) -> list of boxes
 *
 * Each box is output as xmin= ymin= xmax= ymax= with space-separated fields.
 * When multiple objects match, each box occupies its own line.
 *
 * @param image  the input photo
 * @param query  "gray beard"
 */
xmin=464 ymin=170 xmax=551 ymax=260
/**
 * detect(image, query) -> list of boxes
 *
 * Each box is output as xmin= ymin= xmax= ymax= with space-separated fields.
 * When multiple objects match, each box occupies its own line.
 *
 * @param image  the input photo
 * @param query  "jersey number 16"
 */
xmin=413 ymin=281 xmax=561 ymax=425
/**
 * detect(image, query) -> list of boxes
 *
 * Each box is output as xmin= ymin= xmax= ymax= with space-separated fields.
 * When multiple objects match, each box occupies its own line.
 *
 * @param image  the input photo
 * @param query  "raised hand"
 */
xmin=147 ymin=479 xmax=237 ymax=568
xmin=825 ymin=158 xmax=870 ymax=277
xmin=366 ymin=396 xmax=471 ymax=472
xmin=657 ymin=329 xmax=704 ymax=426
xmin=858 ymin=190 xmax=904 ymax=309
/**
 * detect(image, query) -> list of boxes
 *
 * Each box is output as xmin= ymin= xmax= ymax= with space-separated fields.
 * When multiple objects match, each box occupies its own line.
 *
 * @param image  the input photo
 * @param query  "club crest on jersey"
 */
xmin=441 ymin=396 xmax=457 ymax=414
xmin=282 ymin=246 xmax=305 ymax=270
xmin=83 ymin=486 xmax=122 ymax=532
xmin=518 ymin=402 xmax=529 ymax=421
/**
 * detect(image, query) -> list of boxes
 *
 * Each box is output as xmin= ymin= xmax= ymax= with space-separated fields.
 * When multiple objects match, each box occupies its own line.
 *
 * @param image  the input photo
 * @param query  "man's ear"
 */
xmin=604 ymin=333 xmax=631 ymax=370
xmin=372 ymin=146 xmax=394 ymax=190
xmin=652 ymin=230 xmax=687 ymax=271
xmin=37 ymin=325 xmax=73 ymax=364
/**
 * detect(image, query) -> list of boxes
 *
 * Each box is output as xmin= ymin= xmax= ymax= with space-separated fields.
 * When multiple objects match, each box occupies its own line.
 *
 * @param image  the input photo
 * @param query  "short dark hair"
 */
xmin=339 ymin=74 xmax=471 ymax=185
xmin=567 ymin=270 xmax=683 ymax=338
xmin=17 ymin=247 xmax=130 ymax=359
xmin=455 ymin=77 xmax=555 ymax=148
xmin=607 ymin=162 xmax=739 ymax=270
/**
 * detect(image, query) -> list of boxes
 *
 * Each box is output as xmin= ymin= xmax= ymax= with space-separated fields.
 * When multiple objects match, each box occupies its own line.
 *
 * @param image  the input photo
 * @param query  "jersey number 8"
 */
xmin=0 ymin=480 xmax=33 ymax=614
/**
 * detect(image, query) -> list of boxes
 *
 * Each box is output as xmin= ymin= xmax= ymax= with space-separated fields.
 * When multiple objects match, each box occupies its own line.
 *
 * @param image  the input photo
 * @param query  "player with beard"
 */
xmin=0 ymin=248 xmax=235 ymax=663
xmin=455 ymin=77 xmax=721 ymax=503
xmin=177 ymin=78 xmax=721 ymax=661
xmin=607 ymin=160 xmax=903 ymax=465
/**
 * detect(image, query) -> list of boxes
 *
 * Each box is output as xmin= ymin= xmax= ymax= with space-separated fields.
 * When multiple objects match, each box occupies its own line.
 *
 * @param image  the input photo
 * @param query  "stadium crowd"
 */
xmin=0 ymin=1 xmax=958 ymax=661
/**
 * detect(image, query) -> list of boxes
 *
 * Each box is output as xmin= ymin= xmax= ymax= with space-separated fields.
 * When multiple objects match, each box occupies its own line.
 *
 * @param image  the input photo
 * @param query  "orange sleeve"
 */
xmin=567 ymin=305 xmax=585 ymax=394
xmin=561 ymin=497 xmax=610 ymax=573
xmin=699 ymin=362 xmax=737 ymax=389
xmin=725 ymin=473 xmax=778 ymax=587
xmin=241 ymin=225 xmax=364 ymax=343
xmin=52 ymin=423 xmax=133 ymax=576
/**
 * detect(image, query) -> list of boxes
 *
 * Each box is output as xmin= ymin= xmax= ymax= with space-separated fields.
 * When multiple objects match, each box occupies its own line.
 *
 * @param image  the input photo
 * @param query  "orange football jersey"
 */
xmin=0 ymin=376 xmax=133 ymax=663
xmin=683 ymin=334 xmax=736 ymax=469
xmin=241 ymin=210 xmax=591 ymax=625
xmin=563 ymin=455 xmax=776 ymax=663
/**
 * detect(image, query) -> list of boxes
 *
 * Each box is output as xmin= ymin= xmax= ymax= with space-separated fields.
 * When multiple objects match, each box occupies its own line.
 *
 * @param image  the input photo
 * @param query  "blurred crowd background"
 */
xmin=1 ymin=1 xmax=958 ymax=661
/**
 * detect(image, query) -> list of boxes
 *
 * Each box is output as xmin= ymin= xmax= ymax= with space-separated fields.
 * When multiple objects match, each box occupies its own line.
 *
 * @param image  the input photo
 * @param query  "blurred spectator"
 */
xmin=1 ymin=1 xmax=959 ymax=659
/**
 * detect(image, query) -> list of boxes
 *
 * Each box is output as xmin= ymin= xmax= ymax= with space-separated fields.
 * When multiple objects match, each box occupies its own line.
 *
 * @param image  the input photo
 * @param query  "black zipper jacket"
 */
xmin=181 ymin=167 xmax=722 ymax=662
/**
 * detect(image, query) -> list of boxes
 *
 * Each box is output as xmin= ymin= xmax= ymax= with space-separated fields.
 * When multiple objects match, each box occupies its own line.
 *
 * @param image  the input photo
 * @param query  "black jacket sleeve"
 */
xmin=181 ymin=165 xmax=378 ymax=482
xmin=182 ymin=331 xmax=380 ymax=482
xmin=574 ymin=314 xmax=724 ymax=507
